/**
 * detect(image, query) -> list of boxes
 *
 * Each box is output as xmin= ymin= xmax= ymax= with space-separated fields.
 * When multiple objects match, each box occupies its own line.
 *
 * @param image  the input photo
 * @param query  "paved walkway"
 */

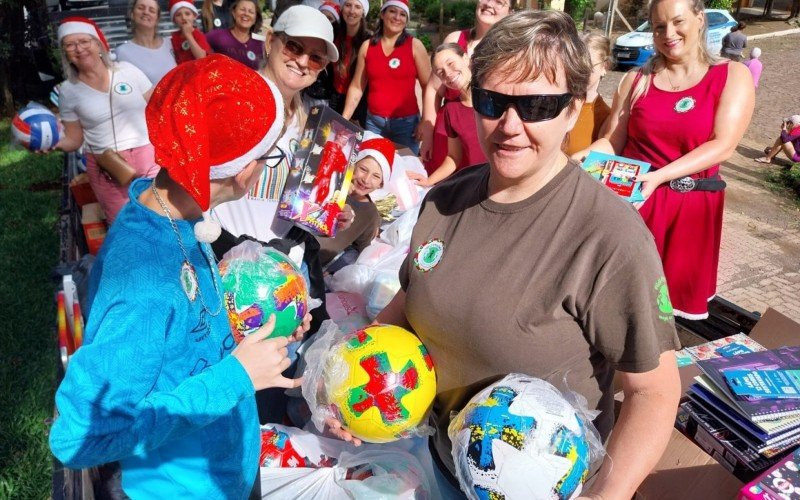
xmin=599 ymin=32 xmax=800 ymax=324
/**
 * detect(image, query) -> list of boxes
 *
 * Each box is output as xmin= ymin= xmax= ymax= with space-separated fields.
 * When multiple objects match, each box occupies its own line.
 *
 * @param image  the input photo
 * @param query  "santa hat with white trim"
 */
xmin=146 ymin=55 xmax=284 ymax=242
xmin=319 ymin=1 xmax=341 ymax=22
xmin=169 ymin=0 xmax=198 ymax=19
xmin=381 ymin=0 xmax=409 ymax=16
xmin=57 ymin=17 xmax=109 ymax=51
xmin=356 ymin=132 xmax=395 ymax=185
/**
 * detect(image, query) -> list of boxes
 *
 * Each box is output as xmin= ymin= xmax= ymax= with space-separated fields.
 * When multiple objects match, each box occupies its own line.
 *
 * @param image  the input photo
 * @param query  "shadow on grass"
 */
xmin=0 ymin=119 xmax=61 ymax=498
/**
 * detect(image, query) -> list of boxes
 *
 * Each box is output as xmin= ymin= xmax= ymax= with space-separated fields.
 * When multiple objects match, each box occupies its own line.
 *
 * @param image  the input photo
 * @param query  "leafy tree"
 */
xmin=0 ymin=0 xmax=55 ymax=116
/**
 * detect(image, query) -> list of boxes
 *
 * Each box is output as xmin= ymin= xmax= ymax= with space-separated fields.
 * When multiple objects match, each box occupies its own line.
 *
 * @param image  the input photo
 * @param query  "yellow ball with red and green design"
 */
xmin=324 ymin=324 xmax=437 ymax=443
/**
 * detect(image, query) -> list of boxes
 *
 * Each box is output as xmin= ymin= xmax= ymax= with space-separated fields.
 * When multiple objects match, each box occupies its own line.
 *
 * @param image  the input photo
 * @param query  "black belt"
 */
xmin=668 ymin=175 xmax=726 ymax=193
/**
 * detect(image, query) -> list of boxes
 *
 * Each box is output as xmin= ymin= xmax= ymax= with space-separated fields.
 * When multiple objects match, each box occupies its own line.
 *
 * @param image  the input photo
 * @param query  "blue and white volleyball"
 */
xmin=12 ymin=102 xmax=61 ymax=151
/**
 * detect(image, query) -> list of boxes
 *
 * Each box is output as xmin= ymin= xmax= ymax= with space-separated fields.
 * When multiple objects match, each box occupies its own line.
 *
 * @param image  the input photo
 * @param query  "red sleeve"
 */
xmin=193 ymin=29 xmax=212 ymax=54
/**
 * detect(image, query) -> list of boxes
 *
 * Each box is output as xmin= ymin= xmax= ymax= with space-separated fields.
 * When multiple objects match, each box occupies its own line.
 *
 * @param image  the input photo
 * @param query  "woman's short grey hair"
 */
xmin=60 ymin=37 xmax=114 ymax=83
xmin=470 ymin=10 xmax=591 ymax=103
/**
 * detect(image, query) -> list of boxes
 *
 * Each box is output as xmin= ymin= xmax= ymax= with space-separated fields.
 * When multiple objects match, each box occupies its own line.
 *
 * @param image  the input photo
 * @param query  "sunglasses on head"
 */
xmin=278 ymin=34 xmax=328 ymax=72
xmin=472 ymin=87 xmax=573 ymax=123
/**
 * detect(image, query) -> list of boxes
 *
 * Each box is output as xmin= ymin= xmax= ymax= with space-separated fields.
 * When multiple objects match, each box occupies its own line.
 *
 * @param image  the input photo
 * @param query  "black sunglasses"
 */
xmin=472 ymin=87 xmax=573 ymax=123
xmin=256 ymin=146 xmax=286 ymax=169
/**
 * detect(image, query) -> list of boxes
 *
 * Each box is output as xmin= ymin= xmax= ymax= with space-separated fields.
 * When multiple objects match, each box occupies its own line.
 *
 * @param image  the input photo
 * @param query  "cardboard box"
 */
xmin=81 ymin=202 xmax=107 ymax=255
xmin=69 ymin=173 xmax=98 ymax=207
xmin=637 ymin=309 xmax=800 ymax=499
xmin=277 ymin=106 xmax=362 ymax=237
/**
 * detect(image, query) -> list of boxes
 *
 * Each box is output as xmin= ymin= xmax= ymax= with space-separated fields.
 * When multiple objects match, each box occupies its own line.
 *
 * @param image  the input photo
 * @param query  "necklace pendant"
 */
xmin=181 ymin=260 xmax=199 ymax=302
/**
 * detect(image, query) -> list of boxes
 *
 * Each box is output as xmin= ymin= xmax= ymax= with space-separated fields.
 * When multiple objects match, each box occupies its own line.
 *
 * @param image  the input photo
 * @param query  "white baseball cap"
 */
xmin=273 ymin=5 xmax=339 ymax=63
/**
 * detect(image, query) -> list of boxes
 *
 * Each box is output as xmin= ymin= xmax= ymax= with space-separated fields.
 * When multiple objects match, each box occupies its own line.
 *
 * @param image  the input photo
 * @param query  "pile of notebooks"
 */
xmin=677 ymin=335 xmax=800 ymax=478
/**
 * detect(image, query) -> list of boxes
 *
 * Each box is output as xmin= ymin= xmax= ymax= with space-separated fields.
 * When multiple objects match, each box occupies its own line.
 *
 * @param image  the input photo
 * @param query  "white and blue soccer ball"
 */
xmin=449 ymin=374 xmax=598 ymax=500
xmin=12 ymin=102 xmax=61 ymax=152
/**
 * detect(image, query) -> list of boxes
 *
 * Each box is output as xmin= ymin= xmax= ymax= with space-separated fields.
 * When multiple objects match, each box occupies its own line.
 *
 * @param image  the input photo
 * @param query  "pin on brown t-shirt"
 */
xmin=399 ymin=161 xmax=681 ymax=477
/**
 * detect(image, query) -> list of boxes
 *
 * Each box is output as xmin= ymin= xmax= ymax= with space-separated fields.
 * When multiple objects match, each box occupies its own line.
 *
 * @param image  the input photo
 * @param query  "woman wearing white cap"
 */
xmin=342 ymin=0 xmax=431 ymax=154
xmin=329 ymin=0 xmax=372 ymax=124
xmin=210 ymin=4 xmax=353 ymax=423
xmin=53 ymin=16 xmax=160 ymax=225
xmin=114 ymin=0 xmax=177 ymax=85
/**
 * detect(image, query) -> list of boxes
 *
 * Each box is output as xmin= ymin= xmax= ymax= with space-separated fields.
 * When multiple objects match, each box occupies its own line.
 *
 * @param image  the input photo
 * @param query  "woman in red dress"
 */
xmin=589 ymin=0 xmax=754 ymax=319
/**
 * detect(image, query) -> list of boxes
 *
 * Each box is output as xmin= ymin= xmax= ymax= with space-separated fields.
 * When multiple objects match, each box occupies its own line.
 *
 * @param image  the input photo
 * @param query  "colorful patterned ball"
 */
xmin=219 ymin=247 xmax=308 ymax=341
xmin=325 ymin=324 xmax=437 ymax=443
xmin=12 ymin=102 xmax=61 ymax=152
xmin=449 ymin=375 xmax=592 ymax=500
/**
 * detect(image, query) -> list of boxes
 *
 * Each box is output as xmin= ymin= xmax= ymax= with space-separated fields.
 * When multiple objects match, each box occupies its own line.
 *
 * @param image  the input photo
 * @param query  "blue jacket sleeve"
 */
xmin=49 ymin=295 xmax=255 ymax=469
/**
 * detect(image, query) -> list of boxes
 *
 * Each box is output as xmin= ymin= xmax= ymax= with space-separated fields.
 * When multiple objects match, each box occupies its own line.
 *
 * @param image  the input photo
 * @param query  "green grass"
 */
xmin=0 ymin=119 xmax=61 ymax=499
xmin=765 ymin=163 xmax=800 ymax=204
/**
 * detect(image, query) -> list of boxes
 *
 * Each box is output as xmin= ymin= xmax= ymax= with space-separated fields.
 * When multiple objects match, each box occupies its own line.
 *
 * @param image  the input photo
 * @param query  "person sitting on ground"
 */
xmin=743 ymin=47 xmax=763 ymax=88
xmin=407 ymin=42 xmax=486 ymax=187
xmin=169 ymin=0 xmax=211 ymax=64
xmin=757 ymin=115 xmax=800 ymax=166
xmin=317 ymin=133 xmax=394 ymax=271
xmin=50 ymin=55 xmax=311 ymax=498
xmin=721 ymin=21 xmax=747 ymax=62
xmin=115 ymin=0 xmax=177 ymax=85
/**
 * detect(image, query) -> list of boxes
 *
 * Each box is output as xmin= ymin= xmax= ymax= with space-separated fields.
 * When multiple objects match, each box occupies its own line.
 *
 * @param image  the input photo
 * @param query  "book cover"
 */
xmin=694 ymin=375 xmax=800 ymax=439
xmin=740 ymin=448 xmax=800 ymax=500
xmin=277 ymin=106 xmax=363 ymax=237
xmin=580 ymin=151 xmax=650 ymax=203
xmin=697 ymin=346 xmax=800 ymax=422
xmin=726 ymin=369 xmax=800 ymax=399
xmin=688 ymin=387 xmax=800 ymax=457
xmin=680 ymin=333 xmax=767 ymax=364
xmin=682 ymin=401 xmax=783 ymax=473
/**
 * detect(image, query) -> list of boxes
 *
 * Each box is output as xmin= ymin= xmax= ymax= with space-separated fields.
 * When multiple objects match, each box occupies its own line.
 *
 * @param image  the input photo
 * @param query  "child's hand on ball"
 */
xmin=233 ymin=314 xmax=302 ymax=391
xmin=288 ymin=313 xmax=312 ymax=343
xmin=324 ymin=417 xmax=362 ymax=447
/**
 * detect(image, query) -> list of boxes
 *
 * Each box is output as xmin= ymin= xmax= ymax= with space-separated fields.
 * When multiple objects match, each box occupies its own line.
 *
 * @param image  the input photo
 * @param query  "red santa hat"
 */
xmin=57 ymin=17 xmax=109 ymax=52
xmin=381 ymin=0 xmax=409 ymax=16
xmin=356 ymin=132 xmax=395 ymax=185
xmin=169 ymin=0 xmax=198 ymax=19
xmin=319 ymin=1 xmax=341 ymax=22
xmin=146 ymin=54 xmax=284 ymax=242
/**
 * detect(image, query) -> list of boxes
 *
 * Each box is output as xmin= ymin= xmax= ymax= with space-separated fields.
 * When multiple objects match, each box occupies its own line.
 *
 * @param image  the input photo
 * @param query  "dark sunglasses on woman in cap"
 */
xmin=472 ymin=87 xmax=573 ymax=123
xmin=278 ymin=34 xmax=328 ymax=72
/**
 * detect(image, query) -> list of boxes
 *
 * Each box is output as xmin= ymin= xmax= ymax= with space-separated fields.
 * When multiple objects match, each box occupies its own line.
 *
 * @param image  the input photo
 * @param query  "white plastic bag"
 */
xmin=259 ymin=423 xmax=435 ymax=499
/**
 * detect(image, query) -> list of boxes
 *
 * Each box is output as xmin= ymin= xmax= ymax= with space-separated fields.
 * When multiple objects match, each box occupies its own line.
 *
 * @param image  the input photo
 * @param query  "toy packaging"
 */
xmin=278 ymin=106 xmax=363 ymax=237
xmin=581 ymin=151 xmax=651 ymax=203
xmin=740 ymin=448 xmax=800 ymax=499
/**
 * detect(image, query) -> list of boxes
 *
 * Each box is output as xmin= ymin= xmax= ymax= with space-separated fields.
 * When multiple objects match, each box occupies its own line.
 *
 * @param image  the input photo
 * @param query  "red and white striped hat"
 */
xmin=381 ymin=0 xmax=409 ymax=16
xmin=57 ymin=17 xmax=109 ymax=51
xmin=169 ymin=0 xmax=198 ymax=19
xmin=356 ymin=132 xmax=395 ymax=184
xmin=319 ymin=1 xmax=341 ymax=22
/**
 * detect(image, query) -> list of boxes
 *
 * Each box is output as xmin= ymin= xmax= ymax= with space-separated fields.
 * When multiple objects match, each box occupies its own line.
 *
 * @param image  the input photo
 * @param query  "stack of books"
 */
xmin=739 ymin=447 xmax=800 ymax=499
xmin=682 ymin=342 xmax=800 ymax=477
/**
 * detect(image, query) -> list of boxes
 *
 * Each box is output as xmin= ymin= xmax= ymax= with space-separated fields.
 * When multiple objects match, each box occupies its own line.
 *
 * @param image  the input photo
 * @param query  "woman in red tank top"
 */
xmin=588 ymin=0 xmax=754 ymax=320
xmin=419 ymin=0 xmax=510 ymax=172
xmin=341 ymin=0 xmax=431 ymax=154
